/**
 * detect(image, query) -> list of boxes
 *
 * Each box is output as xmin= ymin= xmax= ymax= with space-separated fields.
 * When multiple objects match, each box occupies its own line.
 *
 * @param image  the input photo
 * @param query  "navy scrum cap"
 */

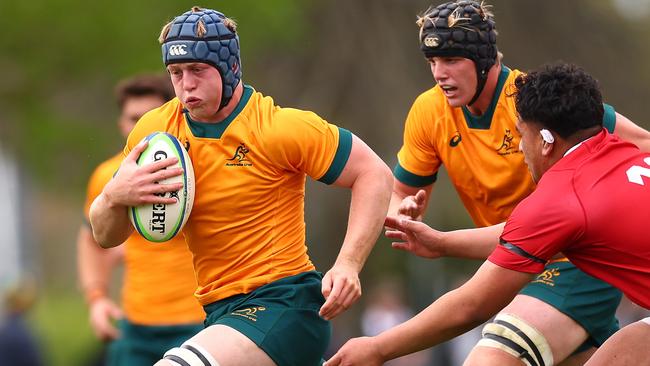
xmin=162 ymin=7 xmax=242 ymax=108
xmin=418 ymin=0 xmax=497 ymax=105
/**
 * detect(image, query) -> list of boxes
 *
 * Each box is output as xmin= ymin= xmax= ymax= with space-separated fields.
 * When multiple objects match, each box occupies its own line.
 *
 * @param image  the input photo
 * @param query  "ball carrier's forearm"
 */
xmin=336 ymin=167 xmax=392 ymax=271
xmin=318 ymin=135 xmax=392 ymax=320
xmin=89 ymin=191 xmax=134 ymax=248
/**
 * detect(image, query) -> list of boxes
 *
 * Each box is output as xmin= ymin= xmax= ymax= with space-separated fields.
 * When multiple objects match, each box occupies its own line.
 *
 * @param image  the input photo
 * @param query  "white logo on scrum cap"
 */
xmin=424 ymin=36 xmax=440 ymax=48
xmin=169 ymin=44 xmax=188 ymax=56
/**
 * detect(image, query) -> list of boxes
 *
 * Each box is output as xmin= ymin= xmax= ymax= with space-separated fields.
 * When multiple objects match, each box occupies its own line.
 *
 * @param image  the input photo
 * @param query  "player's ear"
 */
xmin=540 ymin=129 xmax=555 ymax=156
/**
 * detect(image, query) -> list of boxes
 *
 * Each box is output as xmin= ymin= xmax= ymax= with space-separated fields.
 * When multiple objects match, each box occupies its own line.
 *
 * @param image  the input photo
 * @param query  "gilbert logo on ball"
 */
xmin=128 ymin=132 xmax=195 ymax=242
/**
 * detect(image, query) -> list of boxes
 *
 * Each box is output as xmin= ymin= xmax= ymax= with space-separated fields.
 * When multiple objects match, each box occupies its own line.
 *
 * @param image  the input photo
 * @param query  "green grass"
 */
xmin=29 ymin=290 xmax=105 ymax=366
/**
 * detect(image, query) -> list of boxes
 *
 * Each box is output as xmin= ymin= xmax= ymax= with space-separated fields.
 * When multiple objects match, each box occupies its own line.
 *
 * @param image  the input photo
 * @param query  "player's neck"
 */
xmin=212 ymin=82 xmax=245 ymax=123
xmin=465 ymin=63 xmax=501 ymax=116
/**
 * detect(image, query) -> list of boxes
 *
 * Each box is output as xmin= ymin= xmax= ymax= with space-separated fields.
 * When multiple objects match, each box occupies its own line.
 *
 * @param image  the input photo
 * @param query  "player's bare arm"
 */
xmin=388 ymin=179 xmax=433 ymax=220
xmin=325 ymin=262 xmax=534 ymax=366
xmin=386 ymin=217 xmax=505 ymax=260
xmin=77 ymin=225 xmax=124 ymax=340
xmin=613 ymin=112 xmax=650 ymax=152
xmin=318 ymin=135 xmax=392 ymax=321
xmin=90 ymin=140 xmax=183 ymax=248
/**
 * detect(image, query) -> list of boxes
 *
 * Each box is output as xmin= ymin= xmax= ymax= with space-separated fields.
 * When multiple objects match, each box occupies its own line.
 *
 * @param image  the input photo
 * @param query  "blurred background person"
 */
xmin=0 ymin=275 xmax=44 ymax=366
xmin=77 ymin=74 xmax=204 ymax=366
xmin=361 ymin=278 xmax=431 ymax=366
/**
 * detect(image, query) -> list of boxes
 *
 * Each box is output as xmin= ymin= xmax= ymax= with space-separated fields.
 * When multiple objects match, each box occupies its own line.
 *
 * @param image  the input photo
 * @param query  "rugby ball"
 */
xmin=128 ymin=132 xmax=195 ymax=242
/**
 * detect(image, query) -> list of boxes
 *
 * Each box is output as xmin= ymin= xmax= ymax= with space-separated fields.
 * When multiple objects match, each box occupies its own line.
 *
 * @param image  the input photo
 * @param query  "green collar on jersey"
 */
xmin=461 ymin=65 xmax=510 ymax=130
xmin=184 ymin=84 xmax=254 ymax=139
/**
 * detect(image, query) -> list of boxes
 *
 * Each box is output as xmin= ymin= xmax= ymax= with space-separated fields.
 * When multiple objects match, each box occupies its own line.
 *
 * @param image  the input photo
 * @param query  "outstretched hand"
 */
xmin=384 ymin=216 xmax=446 ymax=259
xmin=324 ymin=336 xmax=384 ymax=366
xmin=397 ymin=189 xmax=427 ymax=220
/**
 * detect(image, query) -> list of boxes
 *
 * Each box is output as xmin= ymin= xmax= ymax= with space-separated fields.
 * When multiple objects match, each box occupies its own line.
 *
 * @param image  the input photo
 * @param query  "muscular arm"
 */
xmin=326 ymin=261 xmax=533 ymax=365
xmin=374 ymin=262 xmax=532 ymax=359
xmin=77 ymin=225 xmax=123 ymax=298
xmin=614 ymin=112 xmax=650 ymax=152
xmin=76 ymin=224 xmax=124 ymax=340
xmin=318 ymin=135 xmax=393 ymax=320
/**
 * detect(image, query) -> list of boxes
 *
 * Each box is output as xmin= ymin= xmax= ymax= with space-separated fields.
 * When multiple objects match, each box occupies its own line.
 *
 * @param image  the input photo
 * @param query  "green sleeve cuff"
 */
xmin=319 ymin=127 xmax=353 ymax=185
xmin=603 ymin=103 xmax=616 ymax=133
xmin=393 ymin=163 xmax=437 ymax=187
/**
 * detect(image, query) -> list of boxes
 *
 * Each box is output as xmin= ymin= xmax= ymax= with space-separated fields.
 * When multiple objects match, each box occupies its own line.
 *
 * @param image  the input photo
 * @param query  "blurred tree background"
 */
xmin=1 ymin=0 xmax=649 ymax=364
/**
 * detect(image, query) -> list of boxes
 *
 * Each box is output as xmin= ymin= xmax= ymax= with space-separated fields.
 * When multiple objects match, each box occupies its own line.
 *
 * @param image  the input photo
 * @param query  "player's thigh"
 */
xmin=200 ymin=271 xmax=330 ymax=366
xmin=501 ymin=294 xmax=588 ymax=361
xmin=108 ymin=320 xmax=204 ymax=366
xmin=585 ymin=320 xmax=650 ymax=366
xmin=464 ymin=297 xmax=578 ymax=366
xmin=464 ymin=346 xmax=527 ymax=366
xmin=516 ymin=261 xmax=621 ymax=359
xmin=154 ymin=325 xmax=276 ymax=366
xmin=557 ymin=347 xmax=595 ymax=366
xmin=192 ymin=324 xmax=277 ymax=366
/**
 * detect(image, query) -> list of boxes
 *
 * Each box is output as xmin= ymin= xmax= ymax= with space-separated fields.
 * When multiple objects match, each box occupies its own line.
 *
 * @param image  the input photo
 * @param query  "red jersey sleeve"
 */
xmin=488 ymin=170 xmax=585 ymax=273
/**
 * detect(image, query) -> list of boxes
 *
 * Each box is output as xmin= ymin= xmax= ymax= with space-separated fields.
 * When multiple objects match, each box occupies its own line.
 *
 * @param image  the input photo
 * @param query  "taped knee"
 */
xmin=162 ymin=341 xmax=220 ymax=366
xmin=476 ymin=313 xmax=553 ymax=366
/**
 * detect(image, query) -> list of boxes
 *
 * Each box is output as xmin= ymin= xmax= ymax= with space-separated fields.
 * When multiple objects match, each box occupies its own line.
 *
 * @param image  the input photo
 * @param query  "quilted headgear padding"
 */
xmin=162 ymin=8 xmax=241 ymax=108
xmin=419 ymin=1 xmax=497 ymax=105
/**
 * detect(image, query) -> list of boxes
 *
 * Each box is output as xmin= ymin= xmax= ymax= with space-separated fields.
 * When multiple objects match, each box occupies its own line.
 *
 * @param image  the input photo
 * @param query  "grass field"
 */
xmin=30 ymin=290 xmax=105 ymax=366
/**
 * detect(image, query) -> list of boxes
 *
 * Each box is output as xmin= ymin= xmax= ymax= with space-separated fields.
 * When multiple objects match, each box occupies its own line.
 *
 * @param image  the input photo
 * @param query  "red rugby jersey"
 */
xmin=489 ymin=129 xmax=650 ymax=308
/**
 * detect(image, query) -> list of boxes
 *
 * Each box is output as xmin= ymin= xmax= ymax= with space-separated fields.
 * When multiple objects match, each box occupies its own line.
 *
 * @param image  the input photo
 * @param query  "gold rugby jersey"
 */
xmin=85 ymin=153 xmax=204 ymax=325
xmin=125 ymin=85 xmax=352 ymax=305
xmin=394 ymin=67 xmax=617 ymax=226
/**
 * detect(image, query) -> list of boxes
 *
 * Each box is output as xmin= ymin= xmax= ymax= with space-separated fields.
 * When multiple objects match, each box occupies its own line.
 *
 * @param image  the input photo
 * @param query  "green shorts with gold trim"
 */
xmin=203 ymin=271 xmax=331 ymax=366
xmin=519 ymin=260 xmax=622 ymax=352
xmin=107 ymin=320 xmax=204 ymax=366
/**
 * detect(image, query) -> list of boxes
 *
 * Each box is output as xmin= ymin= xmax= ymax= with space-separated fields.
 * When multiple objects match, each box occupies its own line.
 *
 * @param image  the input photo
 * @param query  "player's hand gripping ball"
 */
xmin=128 ymin=132 xmax=195 ymax=242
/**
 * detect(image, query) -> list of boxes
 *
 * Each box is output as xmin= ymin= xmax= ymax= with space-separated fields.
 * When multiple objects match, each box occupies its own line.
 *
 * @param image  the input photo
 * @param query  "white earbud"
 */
xmin=540 ymin=129 xmax=555 ymax=144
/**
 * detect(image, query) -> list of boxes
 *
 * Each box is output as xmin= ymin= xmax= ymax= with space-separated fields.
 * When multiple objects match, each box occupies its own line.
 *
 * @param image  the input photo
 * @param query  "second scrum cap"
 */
xmin=418 ymin=1 xmax=497 ymax=105
xmin=161 ymin=7 xmax=242 ymax=109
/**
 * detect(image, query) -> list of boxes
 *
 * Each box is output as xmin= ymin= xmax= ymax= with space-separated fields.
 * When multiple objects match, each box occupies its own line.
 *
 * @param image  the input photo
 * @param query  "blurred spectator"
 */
xmin=0 ymin=275 xmax=44 ymax=366
xmin=360 ymin=278 xmax=431 ymax=366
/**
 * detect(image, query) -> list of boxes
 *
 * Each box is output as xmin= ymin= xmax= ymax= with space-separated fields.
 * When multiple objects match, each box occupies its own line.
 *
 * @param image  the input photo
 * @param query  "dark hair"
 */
xmin=513 ymin=63 xmax=603 ymax=139
xmin=114 ymin=74 xmax=175 ymax=109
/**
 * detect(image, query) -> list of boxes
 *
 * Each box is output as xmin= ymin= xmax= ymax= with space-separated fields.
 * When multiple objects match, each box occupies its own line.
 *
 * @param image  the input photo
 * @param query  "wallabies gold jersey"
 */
xmin=395 ymin=66 xmax=617 ymax=227
xmin=84 ymin=153 xmax=204 ymax=325
xmin=125 ymin=85 xmax=352 ymax=305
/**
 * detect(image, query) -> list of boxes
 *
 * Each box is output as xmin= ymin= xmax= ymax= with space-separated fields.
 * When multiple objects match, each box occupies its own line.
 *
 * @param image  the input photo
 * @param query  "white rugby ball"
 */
xmin=128 ymin=132 xmax=195 ymax=242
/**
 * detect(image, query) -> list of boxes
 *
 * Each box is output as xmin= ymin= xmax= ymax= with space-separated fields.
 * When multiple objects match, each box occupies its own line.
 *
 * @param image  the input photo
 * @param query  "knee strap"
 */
xmin=476 ymin=313 xmax=553 ymax=366
xmin=163 ymin=341 xmax=220 ymax=366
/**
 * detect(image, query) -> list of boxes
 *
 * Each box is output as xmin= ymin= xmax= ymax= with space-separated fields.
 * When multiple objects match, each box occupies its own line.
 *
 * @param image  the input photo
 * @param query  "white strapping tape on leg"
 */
xmin=476 ymin=313 xmax=553 ymax=366
xmin=162 ymin=341 xmax=220 ymax=366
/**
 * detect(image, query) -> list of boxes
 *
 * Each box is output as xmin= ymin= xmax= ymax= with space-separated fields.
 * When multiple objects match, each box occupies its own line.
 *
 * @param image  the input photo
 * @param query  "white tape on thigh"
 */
xmin=476 ymin=313 xmax=553 ymax=366
xmin=162 ymin=341 xmax=220 ymax=366
xmin=181 ymin=341 xmax=220 ymax=366
xmin=641 ymin=317 xmax=650 ymax=326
